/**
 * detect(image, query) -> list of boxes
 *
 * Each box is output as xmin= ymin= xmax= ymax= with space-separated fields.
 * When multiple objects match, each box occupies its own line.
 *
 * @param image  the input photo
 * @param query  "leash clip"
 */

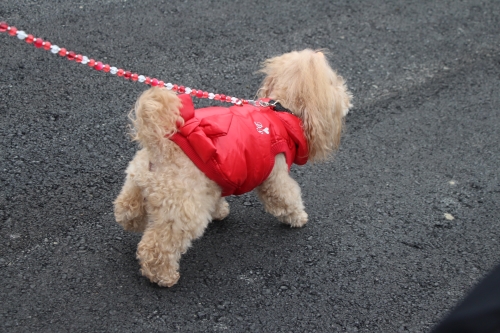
xmin=258 ymin=100 xmax=279 ymax=108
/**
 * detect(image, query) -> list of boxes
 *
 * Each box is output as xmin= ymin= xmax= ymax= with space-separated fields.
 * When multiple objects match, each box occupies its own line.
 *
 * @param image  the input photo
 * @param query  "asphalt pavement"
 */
xmin=1 ymin=1 xmax=500 ymax=332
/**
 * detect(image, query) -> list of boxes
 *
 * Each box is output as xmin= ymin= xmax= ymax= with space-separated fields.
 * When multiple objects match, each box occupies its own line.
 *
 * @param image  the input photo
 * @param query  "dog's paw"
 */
xmin=114 ymin=202 xmax=147 ymax=233
xmin=158 ymin=272 xmax=180 ymax=287
xmin=212 ymin=198 xmax=230 ymax=220
xmin=280 ymin=210 xmax=308 ymax=228
xmin=137 ymin=243 xmax=182 ymax=287
xmin=139 ymin=262 xmax=181 ymax=287
xmin=141 ymin=269 xmax=181 ymax=288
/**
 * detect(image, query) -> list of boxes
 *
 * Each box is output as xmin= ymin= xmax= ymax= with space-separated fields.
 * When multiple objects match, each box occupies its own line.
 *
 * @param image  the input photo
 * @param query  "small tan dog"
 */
xmin=114 ymin=49 xmax=352 ymax=287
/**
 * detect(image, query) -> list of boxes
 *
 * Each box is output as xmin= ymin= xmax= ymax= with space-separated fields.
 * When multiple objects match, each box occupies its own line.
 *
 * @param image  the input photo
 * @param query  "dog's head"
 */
xmin=257 ymin=49 xmax=352 ymax=162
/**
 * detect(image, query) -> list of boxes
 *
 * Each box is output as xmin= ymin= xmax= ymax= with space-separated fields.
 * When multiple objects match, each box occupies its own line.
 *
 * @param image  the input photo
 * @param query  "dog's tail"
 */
xmin=129 ymin=87 xmax=183 ymax=154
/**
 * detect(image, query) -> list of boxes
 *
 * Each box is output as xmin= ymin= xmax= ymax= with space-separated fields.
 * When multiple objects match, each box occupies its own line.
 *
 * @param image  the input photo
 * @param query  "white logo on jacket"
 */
xmin=254 ymin=122 xmax=269 ymax=135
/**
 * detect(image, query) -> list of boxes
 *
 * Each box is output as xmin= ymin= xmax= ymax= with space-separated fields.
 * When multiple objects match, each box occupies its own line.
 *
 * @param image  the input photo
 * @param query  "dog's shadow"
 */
xmin=178 ymin=203 xmax=307 ymax=287
xmin=117 ymin=199 xmax=310 ymax=289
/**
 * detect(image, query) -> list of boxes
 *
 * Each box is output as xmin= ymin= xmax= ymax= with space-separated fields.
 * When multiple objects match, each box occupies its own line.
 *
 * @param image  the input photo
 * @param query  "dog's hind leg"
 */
xmin=114 ymin=174 xmax=148 ymax=233
xmin=114 ymin=150 xmax=149 ymax=233
xmin=256 ymin=154 xmax=308 ymax=228
xmin=136 ymin=173 xmax=221 ymax=287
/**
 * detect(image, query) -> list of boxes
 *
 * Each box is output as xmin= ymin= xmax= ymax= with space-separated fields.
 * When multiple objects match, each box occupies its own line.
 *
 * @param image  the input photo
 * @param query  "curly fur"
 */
xmin=114 ymin=49 xmax=352 ymax=287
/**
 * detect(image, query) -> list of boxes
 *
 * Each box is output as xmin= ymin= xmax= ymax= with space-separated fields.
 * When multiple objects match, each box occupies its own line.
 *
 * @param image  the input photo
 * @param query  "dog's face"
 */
xmin=258 ymin=49 xmax=352 ymax=162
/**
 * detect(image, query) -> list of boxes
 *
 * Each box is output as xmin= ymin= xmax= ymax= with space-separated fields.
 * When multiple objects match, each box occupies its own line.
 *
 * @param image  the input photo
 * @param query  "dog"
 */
xmin=113 ymin=49 xmax=352 ymax=287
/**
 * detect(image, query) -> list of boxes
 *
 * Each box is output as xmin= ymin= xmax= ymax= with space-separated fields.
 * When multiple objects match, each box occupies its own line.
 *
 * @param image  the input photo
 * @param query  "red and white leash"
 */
xmin=0 ymin=21 xmax=254 ymax=106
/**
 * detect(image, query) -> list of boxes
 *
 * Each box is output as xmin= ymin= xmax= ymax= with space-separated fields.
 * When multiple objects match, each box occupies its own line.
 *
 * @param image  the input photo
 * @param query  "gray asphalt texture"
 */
xmin=1 ymin=1 xmax=500 ymax=332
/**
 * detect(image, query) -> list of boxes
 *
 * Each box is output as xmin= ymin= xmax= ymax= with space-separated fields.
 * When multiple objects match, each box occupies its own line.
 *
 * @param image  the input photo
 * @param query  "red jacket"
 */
xmin=170 ymin=94 xmax=308 ymax=196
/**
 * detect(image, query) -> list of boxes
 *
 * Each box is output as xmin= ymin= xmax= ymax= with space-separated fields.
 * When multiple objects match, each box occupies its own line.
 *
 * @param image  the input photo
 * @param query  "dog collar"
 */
xmin=268 ymin=100 xmax=293 ymax=114
xmin=253 ymin=99 xmax=294 ymax=114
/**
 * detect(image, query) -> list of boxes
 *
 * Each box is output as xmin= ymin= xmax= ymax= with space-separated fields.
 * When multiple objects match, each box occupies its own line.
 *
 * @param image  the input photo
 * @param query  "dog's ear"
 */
xmin=258 ymin=50 xmax=352 ymax=162
xmin=307 ymin=52 xmax=352 ymax=161
xmin=256 ymin=75 xmax=274 ymax=100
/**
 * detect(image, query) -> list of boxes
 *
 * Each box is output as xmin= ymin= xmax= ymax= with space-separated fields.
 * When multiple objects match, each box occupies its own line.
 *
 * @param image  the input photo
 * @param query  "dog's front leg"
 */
xmin=212 ymin=197 xmax=230 ymax=220
xmin=256 ymin=154 xmax=308 ymax=227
